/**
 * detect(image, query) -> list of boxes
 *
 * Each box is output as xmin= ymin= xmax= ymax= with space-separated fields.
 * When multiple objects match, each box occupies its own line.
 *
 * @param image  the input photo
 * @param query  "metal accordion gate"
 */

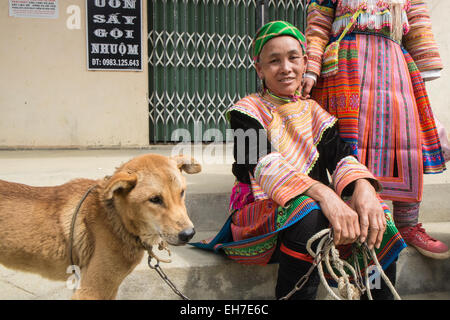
xmin=148 ymin=0 xmax=307 ymax=143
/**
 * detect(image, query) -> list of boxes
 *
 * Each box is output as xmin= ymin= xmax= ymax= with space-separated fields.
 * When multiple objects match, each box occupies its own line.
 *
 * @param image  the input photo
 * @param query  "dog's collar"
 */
xmin=139 ymin=238 xmax=172 ymax=264
xmin=69 ymin=184 xmax=97 ymax=267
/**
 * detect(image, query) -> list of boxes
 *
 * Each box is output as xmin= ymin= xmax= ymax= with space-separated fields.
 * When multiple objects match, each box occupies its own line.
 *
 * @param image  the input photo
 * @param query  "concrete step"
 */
xmin=1 ymin=222 xmax=449 ymax=300
xmin=118 ymin=222 xmax=450 ymax=300
xmin=402 ymin=291 xmax=450 ymax=300
xmin=187 ymin=183 xmax=450 ymax=232
xmin=0 ymin=148 xmax=449 ymax=232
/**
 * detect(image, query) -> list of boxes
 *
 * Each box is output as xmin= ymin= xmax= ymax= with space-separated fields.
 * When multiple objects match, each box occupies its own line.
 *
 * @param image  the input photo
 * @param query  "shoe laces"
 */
xmin=409 ymin=223 xmax=436 ymax=242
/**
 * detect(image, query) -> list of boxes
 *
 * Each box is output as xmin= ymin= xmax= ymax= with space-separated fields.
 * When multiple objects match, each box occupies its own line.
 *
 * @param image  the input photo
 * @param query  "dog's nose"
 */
xmin=178 ymin=227 xmax=195 ymax=243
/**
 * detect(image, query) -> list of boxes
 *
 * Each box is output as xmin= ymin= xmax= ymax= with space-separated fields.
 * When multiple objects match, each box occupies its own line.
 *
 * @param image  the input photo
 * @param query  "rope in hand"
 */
xmin=281 ymin=228 xmax=401 ymax=300
xmin=307 ymin=228 xmax=401 ymax=300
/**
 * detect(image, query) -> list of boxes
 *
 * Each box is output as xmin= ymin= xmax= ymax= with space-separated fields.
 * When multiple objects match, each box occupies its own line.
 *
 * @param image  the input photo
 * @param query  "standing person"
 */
xmin=303 ymin=0 xmax=449 ymax=259
xmin=192 ymin=21 xmax=406 ymax=300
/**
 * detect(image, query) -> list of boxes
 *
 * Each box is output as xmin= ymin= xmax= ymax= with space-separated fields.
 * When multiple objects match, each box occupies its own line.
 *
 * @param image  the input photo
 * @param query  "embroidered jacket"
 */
xmin=229 ymin=93 xmax=381 ymax=207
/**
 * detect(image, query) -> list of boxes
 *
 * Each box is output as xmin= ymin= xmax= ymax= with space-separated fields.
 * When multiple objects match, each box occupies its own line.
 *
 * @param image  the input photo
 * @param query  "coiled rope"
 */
xmin=305 ymin=228 xmax=401 ymax=300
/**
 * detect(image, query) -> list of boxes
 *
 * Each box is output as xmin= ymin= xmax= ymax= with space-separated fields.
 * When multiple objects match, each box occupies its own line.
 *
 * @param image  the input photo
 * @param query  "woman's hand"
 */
xmin=301 ymin=76 xmax=316 ymax=100
xmin=350 ymin=179 xmax=386 ymax=250
xmin=305 ymin=183 xmax=360 ymax=246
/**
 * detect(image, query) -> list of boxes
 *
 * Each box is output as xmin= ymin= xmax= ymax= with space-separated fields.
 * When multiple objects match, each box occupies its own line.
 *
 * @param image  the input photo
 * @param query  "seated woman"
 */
xmin=192 ymin=21 xmax=406 ymax=300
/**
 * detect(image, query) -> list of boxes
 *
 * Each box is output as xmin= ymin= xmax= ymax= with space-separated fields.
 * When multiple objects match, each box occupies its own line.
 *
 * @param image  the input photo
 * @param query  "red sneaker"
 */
xmin=398 ymin=223 xmax=450 ymax=260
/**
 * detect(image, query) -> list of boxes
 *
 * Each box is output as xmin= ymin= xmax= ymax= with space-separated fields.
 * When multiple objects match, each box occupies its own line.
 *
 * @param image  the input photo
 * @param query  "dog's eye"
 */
xmin=149 ymin=196 xmax=163 ymax=205
xmin=180 ymin=190 xmax=185 ymax=198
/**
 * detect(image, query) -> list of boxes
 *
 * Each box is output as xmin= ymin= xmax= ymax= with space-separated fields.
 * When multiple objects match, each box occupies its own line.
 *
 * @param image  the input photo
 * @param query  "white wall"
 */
xmin=426 ymin=0 xmax=450 ymax=133
xmin=0 ymin=0 xmax=149 ymax=148
xmin=0 ymin=0 xmax=447 ymax=148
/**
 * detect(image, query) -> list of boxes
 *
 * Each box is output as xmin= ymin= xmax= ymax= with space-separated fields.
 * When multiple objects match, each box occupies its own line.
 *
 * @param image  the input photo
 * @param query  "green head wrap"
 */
xmin=252 ymin=20 xmax=306 ymax=61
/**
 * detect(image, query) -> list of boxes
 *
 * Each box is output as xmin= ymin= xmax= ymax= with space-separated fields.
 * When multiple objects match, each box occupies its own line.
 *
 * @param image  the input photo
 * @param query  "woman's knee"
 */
xmin=281 ymin=209 xmax=329 ymax=252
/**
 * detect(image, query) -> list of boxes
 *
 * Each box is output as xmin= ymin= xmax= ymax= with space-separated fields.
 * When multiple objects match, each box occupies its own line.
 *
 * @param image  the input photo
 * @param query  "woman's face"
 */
xmin=255 ymin=35 xmax=307 ymax=97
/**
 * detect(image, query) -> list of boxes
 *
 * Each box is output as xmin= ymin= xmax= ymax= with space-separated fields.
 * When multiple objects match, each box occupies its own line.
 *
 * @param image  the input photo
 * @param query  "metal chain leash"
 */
xmin=147 ymin=255 xmax=190 ymax=300
xmin=141 ymin=240 xmax=190 ymax=300
xmin=278 ymin=253 xmax=324 ymax=300
xmin=278 ymin=234 xmax=331 ymax=300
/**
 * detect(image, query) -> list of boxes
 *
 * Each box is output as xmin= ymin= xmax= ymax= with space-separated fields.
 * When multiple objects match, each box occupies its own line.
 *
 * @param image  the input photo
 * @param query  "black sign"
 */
xmin=86 ymin=0 xmax=142 ymax=71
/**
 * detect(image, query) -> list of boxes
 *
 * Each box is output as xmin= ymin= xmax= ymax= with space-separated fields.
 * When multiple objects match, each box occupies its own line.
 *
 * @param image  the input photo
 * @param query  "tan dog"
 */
xmin=0 ymin=154 xmax=201 ymax=299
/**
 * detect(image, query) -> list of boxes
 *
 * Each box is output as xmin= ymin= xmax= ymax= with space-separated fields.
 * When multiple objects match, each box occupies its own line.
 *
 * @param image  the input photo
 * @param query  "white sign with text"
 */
xmin=9 ymin=0 xmax=58 ymax=19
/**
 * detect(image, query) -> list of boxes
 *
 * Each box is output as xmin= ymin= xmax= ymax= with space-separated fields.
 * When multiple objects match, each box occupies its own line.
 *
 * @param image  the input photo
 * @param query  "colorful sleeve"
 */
xmin=403 ymin=0 xmax=443 ymax=72
xmin=305 ymin=0 xmax=336 ymax=76
xmin=253 ymin=152 xmax=319 ymax=207
xmin=331 ymin=156 xmax=382 ymax=198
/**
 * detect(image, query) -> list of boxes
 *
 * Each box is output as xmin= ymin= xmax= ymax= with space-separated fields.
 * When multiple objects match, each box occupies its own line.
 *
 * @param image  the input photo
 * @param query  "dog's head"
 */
xmin=101 ymin=154 xmax=201 ymax=247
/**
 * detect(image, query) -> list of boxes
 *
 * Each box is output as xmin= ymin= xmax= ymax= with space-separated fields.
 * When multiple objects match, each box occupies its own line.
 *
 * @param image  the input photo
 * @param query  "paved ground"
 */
xmin=0 ymin=146 xmax=449 ymax=187
xmin=0 ymin=146 xmax=232 ymax=188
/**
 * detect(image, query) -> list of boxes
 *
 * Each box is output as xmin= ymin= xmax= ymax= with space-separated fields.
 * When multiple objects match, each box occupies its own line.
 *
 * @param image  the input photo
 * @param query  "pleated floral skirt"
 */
xmin=313 ymin=32 xmax=446 ymax=203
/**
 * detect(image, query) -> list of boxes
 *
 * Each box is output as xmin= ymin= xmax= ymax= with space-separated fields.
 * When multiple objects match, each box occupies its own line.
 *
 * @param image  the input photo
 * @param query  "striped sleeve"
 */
xmin=254 ymin=152 xmax=318 ymax=207
xmin=332 ymin=156 xmax=382 ymax=198
xmin=403 ymin=0 xmax=443 ymax=72
xmin=305 ymin=0 xmax=336 ymax=76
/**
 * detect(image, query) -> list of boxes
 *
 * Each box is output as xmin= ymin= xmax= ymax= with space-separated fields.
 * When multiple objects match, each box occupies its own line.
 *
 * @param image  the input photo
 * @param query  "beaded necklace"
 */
xmin=262 ymin=87 xmax=301 ymax=103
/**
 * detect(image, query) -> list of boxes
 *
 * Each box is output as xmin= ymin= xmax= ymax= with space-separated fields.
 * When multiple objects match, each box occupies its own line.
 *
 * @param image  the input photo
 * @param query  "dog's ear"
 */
xmin=171 ymin=155 xmax=202 ymax=174
xmin=103 ymin=171 xmax=138 ymax=200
